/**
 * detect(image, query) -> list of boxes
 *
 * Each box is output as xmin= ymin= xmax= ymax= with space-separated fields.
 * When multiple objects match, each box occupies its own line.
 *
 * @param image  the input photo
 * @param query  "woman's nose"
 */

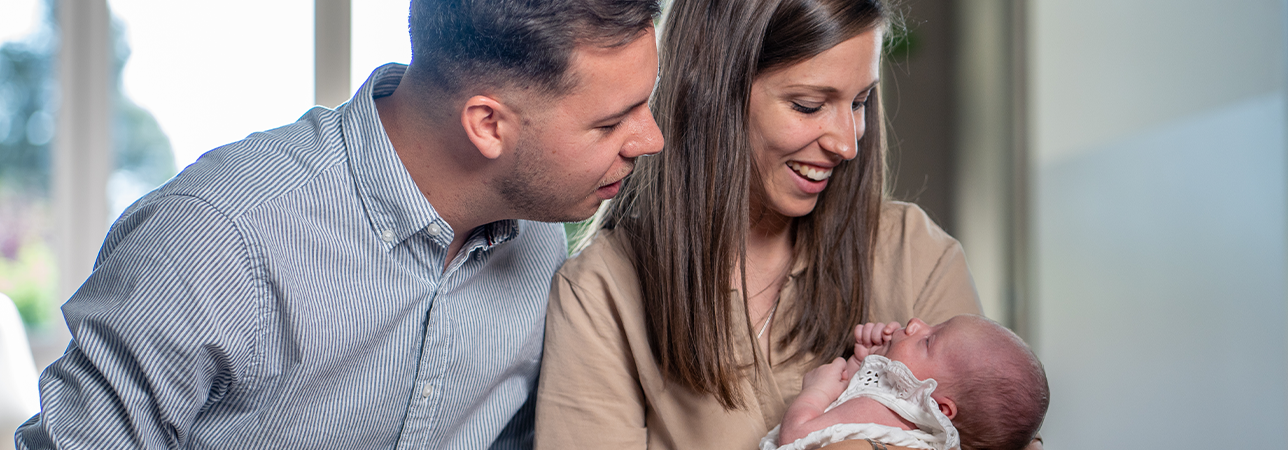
xmin=818 ymin=110 xmax=859 ymax=161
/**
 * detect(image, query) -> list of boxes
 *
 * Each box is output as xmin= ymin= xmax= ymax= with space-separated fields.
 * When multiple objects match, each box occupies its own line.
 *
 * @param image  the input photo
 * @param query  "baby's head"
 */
xmin=863 ymin=315 xmax=1049 ymax=450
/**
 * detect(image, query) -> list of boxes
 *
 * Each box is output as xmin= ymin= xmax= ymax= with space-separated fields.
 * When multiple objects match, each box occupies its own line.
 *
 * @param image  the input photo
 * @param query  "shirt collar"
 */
xmin=340 ymin=63 xmax=519 ymax=251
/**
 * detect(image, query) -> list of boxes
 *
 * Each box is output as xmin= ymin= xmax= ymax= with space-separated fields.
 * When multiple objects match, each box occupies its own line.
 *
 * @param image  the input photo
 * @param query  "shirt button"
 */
xmin=426 ymin=223 xmax=443 ymax=237
xmin=421 ymin=384 xmax=432 ymax=398
xmin=380 ymin=229 xmax=396 ymax=242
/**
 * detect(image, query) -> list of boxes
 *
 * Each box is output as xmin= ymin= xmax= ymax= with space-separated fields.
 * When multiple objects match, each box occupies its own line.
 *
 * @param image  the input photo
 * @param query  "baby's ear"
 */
xmin=936 ymin=396 xmax=957 ymax=420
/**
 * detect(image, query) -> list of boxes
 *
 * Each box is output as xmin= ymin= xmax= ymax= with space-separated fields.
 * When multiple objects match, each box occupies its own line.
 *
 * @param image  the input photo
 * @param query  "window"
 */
xmin=4 ymin=0 xmax=314 ymax=368
xmin=110 ymin=0 xmax=314 ymax=189
xmin=351 ymin=0 xmax=411 ymax=94
xmin=0 ymin=0 xmax=57 ymax=335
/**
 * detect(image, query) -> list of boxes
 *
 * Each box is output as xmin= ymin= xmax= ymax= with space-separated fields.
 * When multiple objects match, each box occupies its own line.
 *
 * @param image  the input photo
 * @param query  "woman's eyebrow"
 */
xmin=781 ymin=79 xmax=881 ymax=95
xmin=784 ymin=84 xmax=839 ymax=94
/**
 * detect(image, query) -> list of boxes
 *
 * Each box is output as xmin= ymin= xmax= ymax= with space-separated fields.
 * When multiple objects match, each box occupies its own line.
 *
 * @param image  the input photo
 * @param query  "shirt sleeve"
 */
xmin=534 ymin=253 xmax=649 ymax=449
xmin=16 ymin=195 xmax=260 ymax=449
xmin=870 ymin=202 xmax=983 ymax=326
xmin=489 ymin=386 xmax=537 ymax=450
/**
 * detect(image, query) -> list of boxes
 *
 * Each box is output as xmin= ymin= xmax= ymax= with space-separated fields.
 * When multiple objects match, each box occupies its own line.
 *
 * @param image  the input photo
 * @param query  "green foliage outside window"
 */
xmin=0 ymin=0 xmax=177 ymax=327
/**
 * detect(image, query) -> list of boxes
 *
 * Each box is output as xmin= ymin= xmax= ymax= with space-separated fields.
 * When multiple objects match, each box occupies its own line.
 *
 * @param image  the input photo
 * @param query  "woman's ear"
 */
xmin=460 ymin=95 xmax=517 ymax=160
xmin=936 ymin=396 xmax=957 ymax=420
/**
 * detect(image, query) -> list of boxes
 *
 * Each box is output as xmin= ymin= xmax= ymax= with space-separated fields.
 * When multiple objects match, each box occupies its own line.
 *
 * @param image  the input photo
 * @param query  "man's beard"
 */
xmin=498 ymin=141 xmax=597 ymax=223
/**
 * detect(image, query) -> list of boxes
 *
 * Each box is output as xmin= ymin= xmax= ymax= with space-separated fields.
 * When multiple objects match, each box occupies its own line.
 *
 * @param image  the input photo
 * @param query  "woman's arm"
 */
xmin=534 ymin=271 xmax=648 ymax=449
xmin=823 ymin=441 xmax=918 ymax=450
xmin=805 ymin=433 xmax=1042 ymax=450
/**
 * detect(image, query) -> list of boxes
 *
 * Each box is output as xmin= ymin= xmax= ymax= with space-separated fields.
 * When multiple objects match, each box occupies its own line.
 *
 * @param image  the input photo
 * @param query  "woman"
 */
xmin=534 ymin=0 xmax=991 ymax=448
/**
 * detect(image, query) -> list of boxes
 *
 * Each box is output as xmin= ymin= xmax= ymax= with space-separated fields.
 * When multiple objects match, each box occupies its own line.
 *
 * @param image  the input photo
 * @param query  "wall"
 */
xmin=1029 ymin=0 xmax=1288 ymax=447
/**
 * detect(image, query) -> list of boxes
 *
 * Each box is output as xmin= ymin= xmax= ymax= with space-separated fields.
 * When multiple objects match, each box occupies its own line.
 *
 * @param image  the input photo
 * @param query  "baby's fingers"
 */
xmin=882 ymin=321 xmax=900 ymax=341
xmin=854 ymin=342 xmax=870 ymax=360
xmin=854 ymin=323 xmax=882 ymax=346
xmin=842 ymin=355 xmax=863 ymax=380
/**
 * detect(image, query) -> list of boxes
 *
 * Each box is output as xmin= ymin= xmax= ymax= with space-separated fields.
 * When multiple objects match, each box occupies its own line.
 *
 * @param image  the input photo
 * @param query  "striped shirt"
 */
xmin=15 ymin=64 xmax=567 ymax=450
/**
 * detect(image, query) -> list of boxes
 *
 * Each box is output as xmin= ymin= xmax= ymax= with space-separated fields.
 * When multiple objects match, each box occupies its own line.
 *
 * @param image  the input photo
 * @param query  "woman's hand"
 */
xmin=853 ymin=321 xmax=900 ymax=359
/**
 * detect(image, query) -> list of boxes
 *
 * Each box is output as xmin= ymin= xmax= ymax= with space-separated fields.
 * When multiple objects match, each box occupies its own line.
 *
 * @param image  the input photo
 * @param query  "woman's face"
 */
xmin=747 ymin=29 xmax=882 ymax=220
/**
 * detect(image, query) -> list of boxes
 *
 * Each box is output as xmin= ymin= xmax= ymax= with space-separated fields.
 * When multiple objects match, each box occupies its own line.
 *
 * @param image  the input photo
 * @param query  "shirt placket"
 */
xmin=395 ymin=229 xmax=456 ymax=450
xmin=396 ymin=229 xmax=491 ymax=450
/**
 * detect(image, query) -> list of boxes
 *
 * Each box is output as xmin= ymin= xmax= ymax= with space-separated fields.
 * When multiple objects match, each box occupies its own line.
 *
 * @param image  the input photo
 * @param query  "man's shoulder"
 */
xmin=501 ymin=220 xmax=569 ymax=269
xmin=556 ymin=228 xmax=637 ymax=286
xmin=145 ymin=107 xmax=349 ymax=220
xmin=513 ymin=220 xmax=569 ymax=252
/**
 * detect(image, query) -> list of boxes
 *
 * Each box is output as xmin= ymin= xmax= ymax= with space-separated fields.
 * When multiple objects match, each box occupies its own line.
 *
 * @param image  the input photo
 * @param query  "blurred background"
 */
xmin=0 ymin=0 xmax=1284 ymax=448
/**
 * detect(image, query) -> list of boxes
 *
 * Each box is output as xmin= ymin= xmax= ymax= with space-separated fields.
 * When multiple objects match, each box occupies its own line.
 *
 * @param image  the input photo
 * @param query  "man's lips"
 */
xmin=596 ymin=163 xmax=635 ymax=200
xmin=596 ymin=179 xmax=623 ymax=200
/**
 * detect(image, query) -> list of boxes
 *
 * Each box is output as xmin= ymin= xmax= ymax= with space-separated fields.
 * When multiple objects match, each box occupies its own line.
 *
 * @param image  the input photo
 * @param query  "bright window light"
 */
xmin=109 ymin=0 xmax=315 ymax=172
xmin=352 ymin=0 xmax=411 ymax=94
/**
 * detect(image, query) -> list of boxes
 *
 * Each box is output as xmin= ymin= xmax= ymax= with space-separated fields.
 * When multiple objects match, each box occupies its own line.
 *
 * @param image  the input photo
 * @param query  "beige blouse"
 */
xmin=534 ymin=202 xmax=982 ymax=450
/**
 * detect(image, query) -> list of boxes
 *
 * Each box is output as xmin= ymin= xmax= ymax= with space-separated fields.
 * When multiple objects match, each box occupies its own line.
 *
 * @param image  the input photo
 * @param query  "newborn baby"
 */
xmin=762 ymin=315 xmax=1048 ymax=450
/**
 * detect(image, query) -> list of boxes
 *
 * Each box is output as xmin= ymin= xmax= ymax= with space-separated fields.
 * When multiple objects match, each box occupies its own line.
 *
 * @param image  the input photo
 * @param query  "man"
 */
xmin=15 ymin=0 xmax=661 ymax=448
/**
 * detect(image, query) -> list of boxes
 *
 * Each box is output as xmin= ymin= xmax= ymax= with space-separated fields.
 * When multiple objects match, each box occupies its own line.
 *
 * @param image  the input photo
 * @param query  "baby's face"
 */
xmin=863 ymin=315 xmax=994 ymax=386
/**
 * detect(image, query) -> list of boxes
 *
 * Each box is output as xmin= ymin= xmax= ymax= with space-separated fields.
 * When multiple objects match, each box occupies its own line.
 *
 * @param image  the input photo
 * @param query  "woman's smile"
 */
xmin=747 ymin=30 xmax=880 ymax=220
xmin=787 ymin=161 xmax=834 ymax=181
xmin=786 ymin=161 xmax=833 ymax=194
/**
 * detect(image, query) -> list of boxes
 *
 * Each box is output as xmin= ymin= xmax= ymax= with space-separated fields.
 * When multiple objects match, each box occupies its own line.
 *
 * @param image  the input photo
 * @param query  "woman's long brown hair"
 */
xmin=594 ymin=0 xmax=892 ymax=409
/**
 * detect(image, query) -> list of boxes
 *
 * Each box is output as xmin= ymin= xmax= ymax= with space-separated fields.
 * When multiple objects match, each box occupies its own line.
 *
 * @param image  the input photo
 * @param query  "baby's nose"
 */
xmin=905 ymin=318 xmax=928 ymax=335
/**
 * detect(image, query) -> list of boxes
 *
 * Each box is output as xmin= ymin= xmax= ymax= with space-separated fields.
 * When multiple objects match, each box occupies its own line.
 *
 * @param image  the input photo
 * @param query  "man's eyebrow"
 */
xmin=597 ymin=97 xmax=649 ymax=124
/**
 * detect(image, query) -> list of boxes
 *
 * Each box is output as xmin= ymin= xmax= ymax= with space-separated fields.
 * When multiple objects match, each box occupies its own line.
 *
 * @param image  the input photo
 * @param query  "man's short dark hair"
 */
xmin=409 ymin=0 xmax=660 ymax=98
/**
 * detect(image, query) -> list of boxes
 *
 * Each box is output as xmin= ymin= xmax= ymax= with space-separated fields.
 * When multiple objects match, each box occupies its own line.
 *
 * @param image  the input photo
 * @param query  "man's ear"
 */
xmin=936 ymin=396 xmax=957 ymax=420
xmin=460 ymin=95 xmax=518 ymax=160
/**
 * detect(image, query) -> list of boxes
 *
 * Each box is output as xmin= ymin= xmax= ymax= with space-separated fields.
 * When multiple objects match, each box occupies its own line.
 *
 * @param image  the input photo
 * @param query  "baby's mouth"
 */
xmin=787 ymin=162 xmax=833 ymax=182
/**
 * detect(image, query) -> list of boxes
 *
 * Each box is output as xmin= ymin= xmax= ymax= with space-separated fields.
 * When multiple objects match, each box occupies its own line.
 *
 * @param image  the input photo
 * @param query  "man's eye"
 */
xmin=599 ymin=122 xmax=622 ymax=132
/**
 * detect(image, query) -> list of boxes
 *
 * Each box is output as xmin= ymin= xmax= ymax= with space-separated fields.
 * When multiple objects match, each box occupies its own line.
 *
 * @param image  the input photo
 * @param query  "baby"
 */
xmin=762 ymin=315 xmax=1048 ymax=450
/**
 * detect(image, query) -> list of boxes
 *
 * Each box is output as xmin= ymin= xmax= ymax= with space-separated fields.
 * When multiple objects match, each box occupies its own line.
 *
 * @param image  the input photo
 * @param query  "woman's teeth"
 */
xmin=787 ymin=162 xmax=833 ymax=181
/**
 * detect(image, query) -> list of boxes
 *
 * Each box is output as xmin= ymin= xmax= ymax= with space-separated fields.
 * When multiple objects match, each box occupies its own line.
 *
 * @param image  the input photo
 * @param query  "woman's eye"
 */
xmin=598 ymin=122 xmax=622 ymax=132
xmin=852 ymin=91 xmax=873 ymax=111
xmin=791 ymin=102 xmax=822 ymax=114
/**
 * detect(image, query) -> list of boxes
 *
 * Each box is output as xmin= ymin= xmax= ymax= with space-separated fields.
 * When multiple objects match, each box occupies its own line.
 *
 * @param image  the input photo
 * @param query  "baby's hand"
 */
xmin=780 ymin=357 xmax=851 ymax=446
xmin=853 ymin=321 xmax=900 ymax=359
xmin=800 ymin=357 xmax=850 ymax=402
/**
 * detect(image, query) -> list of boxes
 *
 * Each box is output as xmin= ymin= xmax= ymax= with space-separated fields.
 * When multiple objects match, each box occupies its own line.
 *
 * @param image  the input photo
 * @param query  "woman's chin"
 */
xmin=765 ymin=199 xmax=820 ymax=220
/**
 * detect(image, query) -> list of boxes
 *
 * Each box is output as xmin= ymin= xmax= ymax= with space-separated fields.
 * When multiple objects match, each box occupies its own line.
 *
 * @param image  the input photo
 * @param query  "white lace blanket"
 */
xmin=760 ymin=355 xmax=960 ymax=450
